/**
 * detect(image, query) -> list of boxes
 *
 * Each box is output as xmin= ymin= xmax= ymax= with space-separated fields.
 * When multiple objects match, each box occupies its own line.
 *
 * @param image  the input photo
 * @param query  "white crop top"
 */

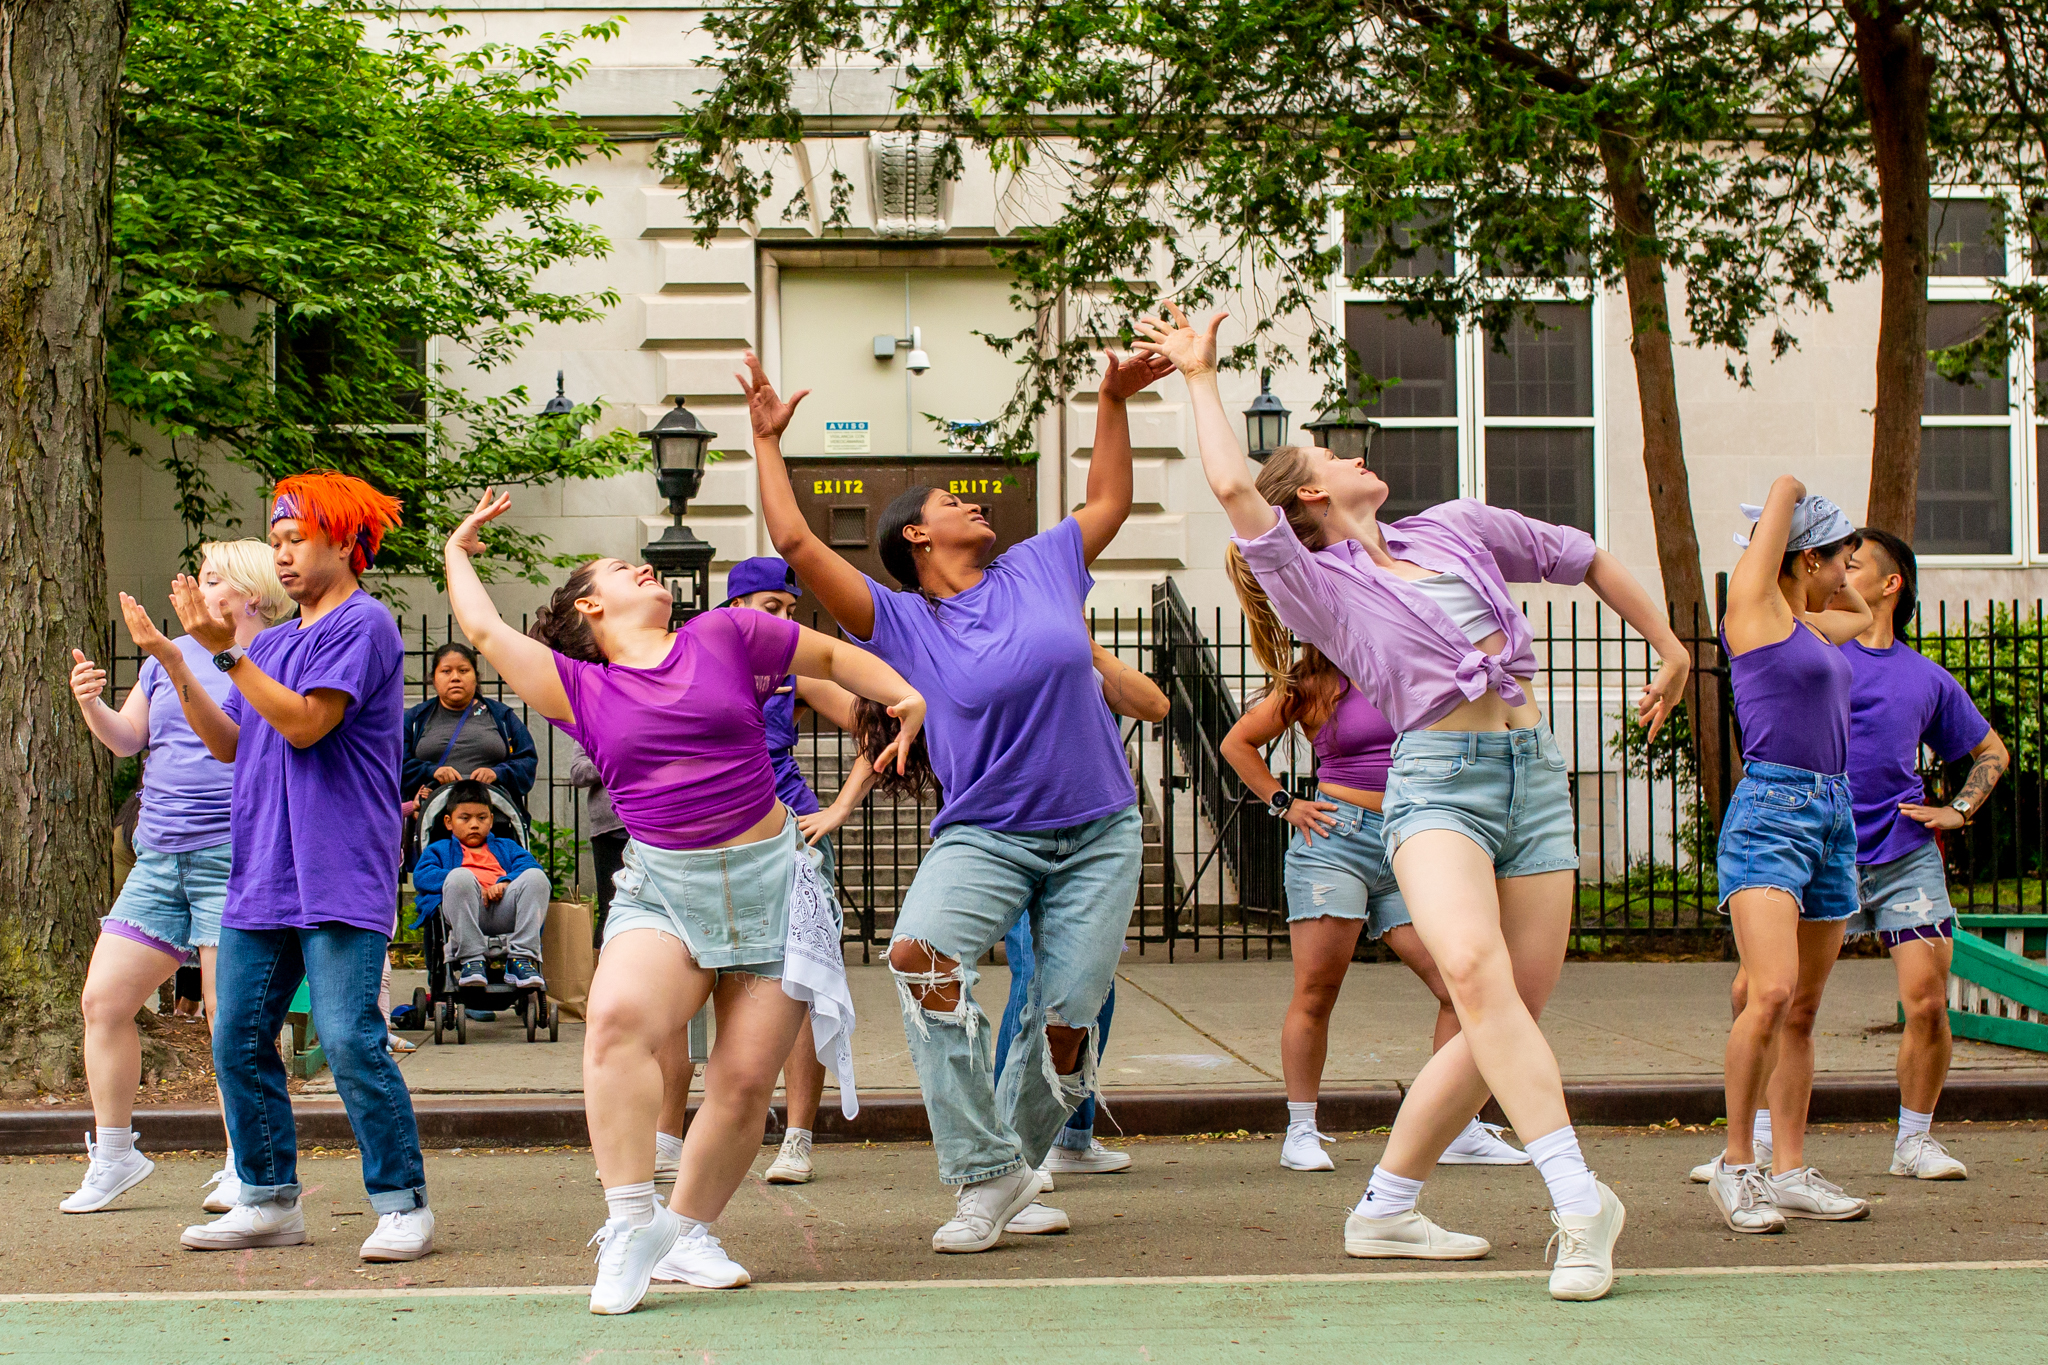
xmin=1409 ymin=571 xmax=1502 ymax=644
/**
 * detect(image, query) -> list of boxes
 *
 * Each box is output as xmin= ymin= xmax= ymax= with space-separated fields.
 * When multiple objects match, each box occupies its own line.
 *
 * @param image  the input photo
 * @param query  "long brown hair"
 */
xmin=529 ymin=559 xmax=606 ymax=663
xmin=852 ymin=697 xmax=940 ymax=802
xmin=1227 ymin=544 xmax=1346 ymax=731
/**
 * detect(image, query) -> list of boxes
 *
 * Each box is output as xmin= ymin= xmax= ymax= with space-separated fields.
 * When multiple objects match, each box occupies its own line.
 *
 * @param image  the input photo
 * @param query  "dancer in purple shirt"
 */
xmin=1146 ymin=304 xmax=1686 ymax=1303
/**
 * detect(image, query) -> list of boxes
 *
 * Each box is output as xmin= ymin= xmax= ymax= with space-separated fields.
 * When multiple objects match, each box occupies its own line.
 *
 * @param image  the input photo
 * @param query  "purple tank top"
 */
xmin=1723 ymin=622 xmax=1852 ymax=775
xmin=1311 ymin=682 xmax=1398 ymax=792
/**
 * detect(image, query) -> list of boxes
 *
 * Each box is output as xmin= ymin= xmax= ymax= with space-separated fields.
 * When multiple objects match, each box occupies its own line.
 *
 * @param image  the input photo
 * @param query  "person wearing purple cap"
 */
xmin=1702 ymin=478 xmax=1873 ymax=1235
xmin=644 ymin=555 xmax=879 ymax=1193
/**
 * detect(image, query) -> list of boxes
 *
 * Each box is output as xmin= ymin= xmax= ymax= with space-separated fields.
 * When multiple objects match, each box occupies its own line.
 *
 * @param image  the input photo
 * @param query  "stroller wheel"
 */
xmin=432 ymin=999 xmax=447 ymax=1045
xmin=525 ymin=993 xmax=538 ymax=1043
xmin=548 ymin=1002 xmax=560 ymax=1042
xmin=455 ymin=1003 xmax=468 ymax=1044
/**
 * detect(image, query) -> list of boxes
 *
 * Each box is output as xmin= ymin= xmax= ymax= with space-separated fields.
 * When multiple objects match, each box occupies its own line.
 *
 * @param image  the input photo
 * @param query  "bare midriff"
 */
xmin=1316 ymin=781 xmax=1384 ymax=812
xmin=715 ymin=800 xmax=789 ymax=849
xmin=1420 ymin=627 xmax=1544 ymax=733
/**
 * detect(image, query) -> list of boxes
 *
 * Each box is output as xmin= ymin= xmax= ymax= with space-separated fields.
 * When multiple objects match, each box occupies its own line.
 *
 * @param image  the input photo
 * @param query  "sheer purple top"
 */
xmin=1723 ymin=622 xmax=1852 ymax=776
xmin=1311 ymin=682 xmax=1397 ymax=793
xmin=1232 ymin=499 xmax=1598 ymax=732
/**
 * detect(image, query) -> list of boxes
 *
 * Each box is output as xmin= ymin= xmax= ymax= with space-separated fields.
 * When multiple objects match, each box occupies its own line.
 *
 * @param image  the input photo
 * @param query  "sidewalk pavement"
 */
xmin=342 ymin=957 xmax=2043 ymax=1101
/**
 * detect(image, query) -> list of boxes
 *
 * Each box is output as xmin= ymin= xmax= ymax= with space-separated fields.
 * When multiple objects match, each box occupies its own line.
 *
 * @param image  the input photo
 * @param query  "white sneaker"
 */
xmin=1768 ymin=1167 xmax=1869 ymax=1220
xmin=1690 ymin=1139 xmax=1770 ymax=1183
xmin=654 ymin=1148 xmax=680 ymax=1186
xmin=651 ymin=1221 xmax=750 ymax=1288
xmin=1005 ymin=1200 xmax=1071 ymax=1234
xmin=1280 ymin=1122 xmax=1335 ymax=1172
xmin=1706 ymin=1158 xmax=1786 ymax=1234
xmin=1034 ymin=1167 xmax=1055 ymax=1196
xmin=1344 ymin=1207 xmax=1490 ymax=1259
xmin=931 ymin=1166 xmax=1041 ymax=1253
xmin=180 ymin=1199 xmax=308 ymax=1250
xmin=1547 ymin=1181 xmax=1626 ymax=1302
xmin=58 ymin=1133 xmax=154 ymax=1213
xmin=1041 ymin=1139 xmax=1131 ymax=1174
xmin=360 ymin=1206 xmax=436 ymax=1261
xmin=765 ymin=1131 xmax=814 ymax=1184
xmin=1891 ymin=1132 xmax=1967 ymax=1180
xmin=1439 ymin=1119 xmax=1531 ymax=1166
xmin=200 ymin=1164 xmax=241 ymax=1214
xmin=588 ymin=1208 xmax=683 ymax=1315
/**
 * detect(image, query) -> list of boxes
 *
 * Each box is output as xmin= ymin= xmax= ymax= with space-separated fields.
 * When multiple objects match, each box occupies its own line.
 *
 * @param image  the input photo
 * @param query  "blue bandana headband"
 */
xmin=1733 ymin=494 xmax=1856 ymax=551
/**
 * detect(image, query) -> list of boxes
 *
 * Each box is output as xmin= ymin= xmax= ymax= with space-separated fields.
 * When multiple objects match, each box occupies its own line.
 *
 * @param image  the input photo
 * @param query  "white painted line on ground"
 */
xmin=3 ymin=1258 xmax=2043 ymax=1305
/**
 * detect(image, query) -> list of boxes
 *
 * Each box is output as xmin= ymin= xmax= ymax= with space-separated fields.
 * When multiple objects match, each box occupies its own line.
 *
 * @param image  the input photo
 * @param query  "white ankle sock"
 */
xmin=1898 ymin=1106 xmax=1934 ymax=1139
xmin=1356 ymin=1166 xmax=1424 ymax=1218
xmin=1287 ymin=1102 xmax=1317 ymax=1129
xmin=654 ymin=1131 xmax=683 ymax=1165
xmin=1752 ymin=1111 xmax=1772 ymax=1145
xmin=1524 ymin=1126 xmax=1601 ymax=1217
xmin=604 ymin=1180 xmax=658 ymax=1228
xmin=785 ymin=1127 xmax=813 ymax=1147
xmin=97 ymin=1126 xmax=134 ymax=1160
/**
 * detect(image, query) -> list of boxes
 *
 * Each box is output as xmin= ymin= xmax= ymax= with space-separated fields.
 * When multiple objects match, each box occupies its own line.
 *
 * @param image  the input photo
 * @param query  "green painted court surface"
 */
xmin=4 ymin=1265 xmax=2042 ymax=1363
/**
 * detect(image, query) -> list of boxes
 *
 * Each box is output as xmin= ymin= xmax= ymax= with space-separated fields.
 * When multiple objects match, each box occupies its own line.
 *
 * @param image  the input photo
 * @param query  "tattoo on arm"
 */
xmin=181 ymin=684 xmax=189 ymax=701
xmin=1956 ymin=750 xmax=2008 ymax=814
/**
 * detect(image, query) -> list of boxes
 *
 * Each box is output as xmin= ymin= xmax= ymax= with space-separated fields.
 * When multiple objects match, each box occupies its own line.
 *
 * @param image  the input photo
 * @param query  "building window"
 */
xmin=1921 ymin=196 xmax=2028 ymax=560
xmin=275 ymin=317 xmax=428 ymax=425
xmin=1340 ymin=224 xmax=1599 ymax=532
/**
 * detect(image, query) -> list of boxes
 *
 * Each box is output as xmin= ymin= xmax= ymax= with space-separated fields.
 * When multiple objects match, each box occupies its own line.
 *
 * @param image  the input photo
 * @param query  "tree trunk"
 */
xmin=1853 ymin=3 xmax=1936 ymax=537
xmin=0 ymin=0 xmax=128 ymax=1091
xmin=1597 ymin=130 xmax=1728 ymax=825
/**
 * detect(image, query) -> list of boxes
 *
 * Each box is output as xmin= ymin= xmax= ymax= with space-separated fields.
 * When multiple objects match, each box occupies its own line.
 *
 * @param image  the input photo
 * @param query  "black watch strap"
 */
xmin=1266 ymin=790 xmax=1293 ymax=817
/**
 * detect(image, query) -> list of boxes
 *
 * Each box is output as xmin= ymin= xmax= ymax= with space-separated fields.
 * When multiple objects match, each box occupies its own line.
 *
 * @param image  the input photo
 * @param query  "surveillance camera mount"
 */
xmin=873 ymin=325 xmax=931 ymax=373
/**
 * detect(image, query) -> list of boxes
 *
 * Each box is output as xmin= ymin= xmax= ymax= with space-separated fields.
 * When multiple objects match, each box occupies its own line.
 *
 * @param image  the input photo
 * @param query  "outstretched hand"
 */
xmin=117 ymin=591 xmax=181 ymax=664
xmin=1133 ymin=301 xmax=1227 ymax=377
xmin=1099 ymin=346 xmax=1176 ymax=401
xmin=883 ymin=691 xmax=926 ymax=775
xmin=1635 ymin=654 xmax=1691 ymax=747
xmin=167 ymin=576 xmax=235 ymax=654
xmin=449 ymin=489 xmax=512 ymax=558
xmin=738 ymin=352 xmax=808 ymax=439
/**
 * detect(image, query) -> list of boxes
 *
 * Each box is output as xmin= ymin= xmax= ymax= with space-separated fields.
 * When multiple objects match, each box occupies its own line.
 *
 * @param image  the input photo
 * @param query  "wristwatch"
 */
xmin=211 ymin=645 xmax=246 ymax=673
xmin=1266 ymin=790 xmax=1293 ymax=818
xmin=1949 ymin=796 xmax=1974 ymax=821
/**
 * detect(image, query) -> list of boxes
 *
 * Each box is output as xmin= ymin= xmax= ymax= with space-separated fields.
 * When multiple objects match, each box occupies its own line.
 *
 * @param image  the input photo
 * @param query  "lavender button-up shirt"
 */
xmin=1231 ymin=499 xmax=1598 ymax=732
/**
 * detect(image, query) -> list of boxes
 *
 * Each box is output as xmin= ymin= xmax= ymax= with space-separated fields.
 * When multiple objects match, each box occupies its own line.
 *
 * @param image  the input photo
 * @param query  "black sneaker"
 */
xmin=456 ymin=958 xmax=488 ymax=988
xmin=505 ymin=957 xmax=545 ymax=990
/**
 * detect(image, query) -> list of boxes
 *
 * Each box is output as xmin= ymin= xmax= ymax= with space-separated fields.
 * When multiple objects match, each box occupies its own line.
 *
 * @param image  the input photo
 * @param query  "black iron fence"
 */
xmin=94 ymin=585 xmax=2047 ymax=959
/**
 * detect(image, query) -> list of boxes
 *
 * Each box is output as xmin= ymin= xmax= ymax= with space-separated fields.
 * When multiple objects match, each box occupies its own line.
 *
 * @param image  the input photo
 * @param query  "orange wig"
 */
xmin=268 ymin=472 xmax=403 ymax=576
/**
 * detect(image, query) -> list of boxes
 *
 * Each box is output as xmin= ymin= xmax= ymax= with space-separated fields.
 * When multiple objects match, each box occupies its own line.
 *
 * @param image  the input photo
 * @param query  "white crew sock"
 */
xmin=604 ymin=1180 xmax=658 ymax=1228
xmin=1524 ymin=1126 xmax=1601 ymax=1217
xmin=1898 ymin=1106 xmax=1934 ymax=1139
xmin=784 ymin=1126 xmax=813 ymax=1149
xmin=1355 ymin=1166 xmax=1424 ymax=1218
xmin=1287 ymin=1102 xmax=1317 ymax=1129
xmin=1752 ymin=1110 xmax=1772 ymax=1146
xmin=655 ymin=1131 xmax=683 ymax=1166
xmin=96 ymin=1126 xmax=135 ymax=1161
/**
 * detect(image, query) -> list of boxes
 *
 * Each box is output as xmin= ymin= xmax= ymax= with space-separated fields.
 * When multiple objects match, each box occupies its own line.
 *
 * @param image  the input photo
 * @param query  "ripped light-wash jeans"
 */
xmin=890 ymin=805 xmax=1142 ymax=1186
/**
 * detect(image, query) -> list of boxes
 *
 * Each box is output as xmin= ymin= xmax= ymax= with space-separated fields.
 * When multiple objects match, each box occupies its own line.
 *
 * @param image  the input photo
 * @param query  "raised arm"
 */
xmin=787 ymin=626 xmax=925 ymax=773
xmin=738 ymin=352 xmax=877 ymax=639
xmin=1582 ymin=549 xmax=1691 ymax=744
xmin=794 ymin=674 xmax=861 ymax=732
xmin=1220 ymin=694 xmax=1337 ymax=844
xmin=1806 ymin=580 xmax=1875 ymax=646
xmin=1091 ymin=639 xmax=1170 ymax=722
xmin=442 ymin=491 xmax=573 ymax=722
xmin=1075 ymin=349 xmax=1174 ymax=563
xmin=124 ymin=591 xmax=241 ymax=760
xmin=69 ymin=645 xmax=152 ymax=756
xmin=1724 ymin=476 xmax=1803 ymax=652
xmin=1134 ymin=303 xmax=1277 ymax=541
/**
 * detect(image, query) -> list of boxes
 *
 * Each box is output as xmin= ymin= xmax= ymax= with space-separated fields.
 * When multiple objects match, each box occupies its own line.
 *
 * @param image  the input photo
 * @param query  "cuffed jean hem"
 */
xmin=236 ymin=1181 xmax=302 ymax=1208
xmin=942 ymin=1158 xmax=1030 ymax=1189
xmin=368 ymin=1187 xmax=430 ymax=1215
xmin=1053 ymin=1126 xmax=1094 ymax=1150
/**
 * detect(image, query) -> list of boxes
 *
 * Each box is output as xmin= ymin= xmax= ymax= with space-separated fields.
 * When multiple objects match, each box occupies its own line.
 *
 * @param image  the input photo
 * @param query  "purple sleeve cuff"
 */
xmin=1229 ymin=509 xmax=1307 ymax=570
xmin=1550 ymin=527 xmax=1599 ymax=586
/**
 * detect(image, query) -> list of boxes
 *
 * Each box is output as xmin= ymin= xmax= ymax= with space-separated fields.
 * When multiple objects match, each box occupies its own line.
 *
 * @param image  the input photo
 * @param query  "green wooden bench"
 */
xmin=1935 ymin=915 xmax=2048 ymax=1053
xmin=284 ymin=980 xmax=327 ymax=1078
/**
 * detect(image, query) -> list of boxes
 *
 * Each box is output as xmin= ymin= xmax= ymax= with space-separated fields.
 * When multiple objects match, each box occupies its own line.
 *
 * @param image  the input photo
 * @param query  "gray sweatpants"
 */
xmin=441 ymin=867 xmax=550 ymax=963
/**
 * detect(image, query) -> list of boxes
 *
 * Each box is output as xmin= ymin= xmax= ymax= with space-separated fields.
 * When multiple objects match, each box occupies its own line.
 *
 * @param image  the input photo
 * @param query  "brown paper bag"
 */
xmin=542 ymin=899 xmax=596 ymax=1022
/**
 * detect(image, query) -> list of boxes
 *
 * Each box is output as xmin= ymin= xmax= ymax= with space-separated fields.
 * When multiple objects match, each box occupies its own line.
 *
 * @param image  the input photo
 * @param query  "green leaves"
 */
xmin=110 ymin=0 xmax=640 ymax=596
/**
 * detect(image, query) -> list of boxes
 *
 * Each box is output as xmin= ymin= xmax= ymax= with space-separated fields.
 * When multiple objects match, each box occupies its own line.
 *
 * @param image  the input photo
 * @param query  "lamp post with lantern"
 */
xmin=1242 ymin=370 xmax=1291 ymax=463
xmin=639 ymin=397 xmax=717 ymax=625
xmin=1302 ymin=400 xmax=1381 ymax=466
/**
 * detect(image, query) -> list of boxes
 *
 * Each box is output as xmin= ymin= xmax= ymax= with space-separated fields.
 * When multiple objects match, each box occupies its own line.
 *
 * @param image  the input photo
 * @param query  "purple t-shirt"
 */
xmin=853 ymin=517 xmax=1134 ymax=834
xmin=1844 ymin=640 xmax=1989 ymax=866
xmin=222 ymin=590 xmax=405 ymax=933
xmin=553 ymin=608 xmax=800 ymax=850
xmin=133 ymin=634 xmax=237 ymax=854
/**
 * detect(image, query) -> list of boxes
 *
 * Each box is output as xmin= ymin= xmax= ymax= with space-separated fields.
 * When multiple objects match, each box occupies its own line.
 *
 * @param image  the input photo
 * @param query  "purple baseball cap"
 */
xmin=723 ymin=556 xmax=801 ymax=605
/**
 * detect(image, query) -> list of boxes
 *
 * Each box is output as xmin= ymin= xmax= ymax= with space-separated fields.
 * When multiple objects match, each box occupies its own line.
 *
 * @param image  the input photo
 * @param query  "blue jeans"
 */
xmin=994 ymin=915 xmax=1115 ymax=1149
xmin=890 ymin=805 xmax=1142 ymax=1185
xmin=1715 ymin=761 xmax=1858 ymax=921
xmin=213 ymin=924 xmax=427 ymax=1213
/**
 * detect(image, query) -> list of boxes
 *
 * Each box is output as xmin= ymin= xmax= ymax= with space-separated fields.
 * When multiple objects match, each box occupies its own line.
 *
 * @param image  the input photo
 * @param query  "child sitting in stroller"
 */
xmin=413 ymin=780 xmax=548 ymax=991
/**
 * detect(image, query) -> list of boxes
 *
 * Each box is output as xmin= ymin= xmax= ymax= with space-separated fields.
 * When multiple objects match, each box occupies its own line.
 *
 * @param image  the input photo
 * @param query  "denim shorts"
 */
xmin=103 ymin=841 xmax=230 ymax=958
xmin=1714 ymin=762 xmax=1857 ymax=921
xmin=1283 ymin=799 xmax=1411 ymax=939
xmin=604 ymin=811 xmax=810 ymax=978
xmin=1382 ymin=724 xmax=1579 ymax=879
xmin=1848 ymin=839 xmax=1956 ymax=944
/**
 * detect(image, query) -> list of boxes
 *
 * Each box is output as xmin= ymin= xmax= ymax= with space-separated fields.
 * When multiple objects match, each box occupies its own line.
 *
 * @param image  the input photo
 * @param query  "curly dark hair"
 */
xmin=853 ymin=696 xmax=940 ymax=803
xmin=528 ymin=559 xmax=606 ymax=663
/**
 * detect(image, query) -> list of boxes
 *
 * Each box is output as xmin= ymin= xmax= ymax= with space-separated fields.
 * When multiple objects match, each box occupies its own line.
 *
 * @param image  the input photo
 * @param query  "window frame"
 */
xmin=268 ymin=307 xmax=437 ymax=444
xmin=1329 ymin=211 xmax=1607 ymax=544
xmin=1922 ymin=188 xmax=2033 ymax=567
